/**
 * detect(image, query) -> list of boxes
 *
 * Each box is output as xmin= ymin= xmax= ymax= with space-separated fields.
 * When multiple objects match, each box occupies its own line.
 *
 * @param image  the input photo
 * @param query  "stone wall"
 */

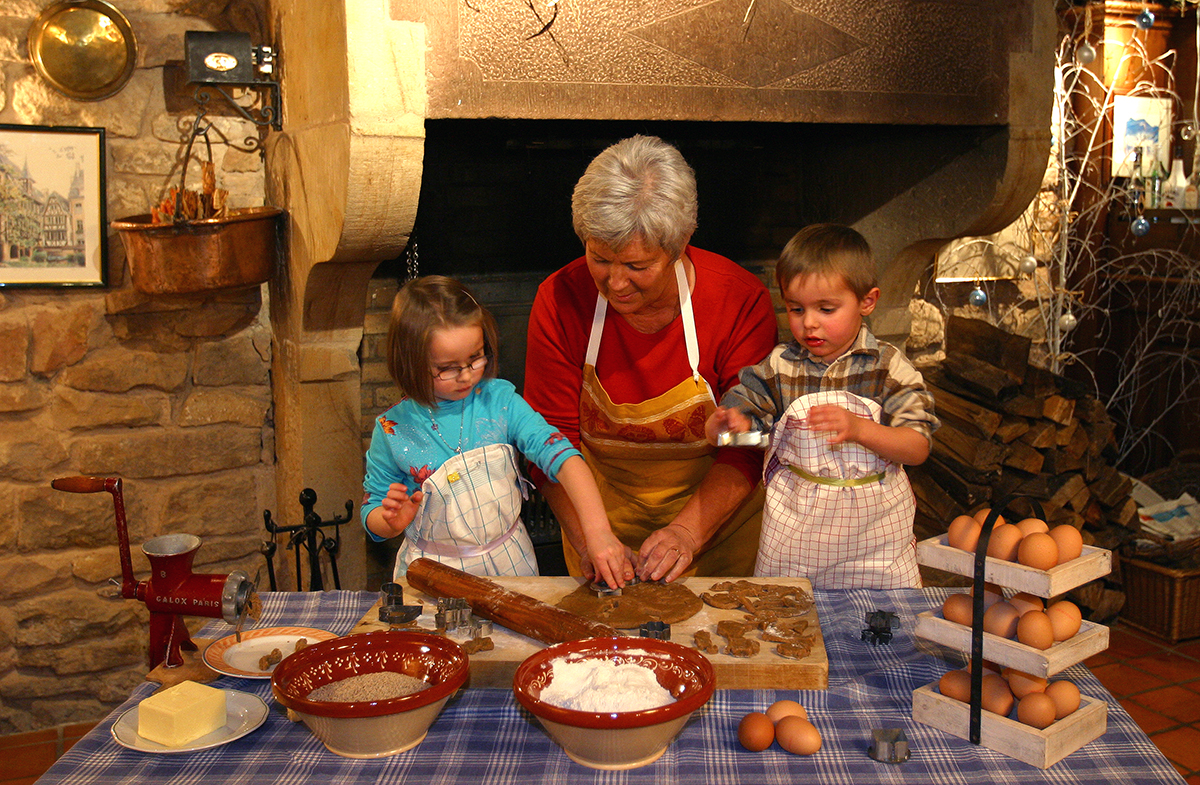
xmin=0 ymin=1 xmax=273 ymax=734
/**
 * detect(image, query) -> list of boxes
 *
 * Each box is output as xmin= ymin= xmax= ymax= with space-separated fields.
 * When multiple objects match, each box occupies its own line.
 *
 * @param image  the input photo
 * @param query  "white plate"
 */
xmin=203 ymin=626 xmax=338 ymax=679
xmin=111 ymin=689 xmax=268 ymax=753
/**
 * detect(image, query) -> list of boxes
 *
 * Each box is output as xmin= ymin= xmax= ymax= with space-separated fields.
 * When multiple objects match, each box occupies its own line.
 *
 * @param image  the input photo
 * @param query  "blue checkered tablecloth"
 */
xmin=36 ymin=589 xmax=1185 ymax=784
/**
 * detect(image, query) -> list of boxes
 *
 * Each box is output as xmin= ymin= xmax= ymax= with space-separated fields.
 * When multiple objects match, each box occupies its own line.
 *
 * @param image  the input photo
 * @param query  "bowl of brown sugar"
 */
xmin=271 ymin=630 xmax=468 ymax=758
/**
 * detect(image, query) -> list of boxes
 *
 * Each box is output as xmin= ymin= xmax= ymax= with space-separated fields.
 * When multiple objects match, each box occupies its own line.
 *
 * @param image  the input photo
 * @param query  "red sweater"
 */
xmin=523 ymin=247 xmax=778 ymax=484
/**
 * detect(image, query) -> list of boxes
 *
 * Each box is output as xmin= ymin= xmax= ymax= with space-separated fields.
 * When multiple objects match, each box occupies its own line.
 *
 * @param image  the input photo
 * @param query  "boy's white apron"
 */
xmin=755 ymin=389 xmax=919 ymax=589
xmin=393 ymin=442 xmax=538 ymax=579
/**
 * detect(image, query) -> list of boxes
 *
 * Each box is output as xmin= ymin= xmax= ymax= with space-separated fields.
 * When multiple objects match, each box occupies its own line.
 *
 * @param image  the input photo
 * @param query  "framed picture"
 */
xmin=0 ymin=124 xmax=107 ymax=287
xmin=1111 ymin=95 xmax=1173 ymax=177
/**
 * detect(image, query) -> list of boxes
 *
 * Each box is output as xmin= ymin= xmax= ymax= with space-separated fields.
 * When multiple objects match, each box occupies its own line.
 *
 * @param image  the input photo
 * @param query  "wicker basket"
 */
xmin=1118 ymin=553 xmax=1200 ymax=642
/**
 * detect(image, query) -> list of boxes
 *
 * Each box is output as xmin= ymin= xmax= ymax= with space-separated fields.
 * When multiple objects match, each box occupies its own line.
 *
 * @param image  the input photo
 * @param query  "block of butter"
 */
xmin=137 ymin=680 xmax=227 ymax=747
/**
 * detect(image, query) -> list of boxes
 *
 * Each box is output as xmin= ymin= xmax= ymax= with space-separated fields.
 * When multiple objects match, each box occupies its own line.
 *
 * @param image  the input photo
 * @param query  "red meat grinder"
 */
xmin=52 ymin=475 xmax=259 ymax=670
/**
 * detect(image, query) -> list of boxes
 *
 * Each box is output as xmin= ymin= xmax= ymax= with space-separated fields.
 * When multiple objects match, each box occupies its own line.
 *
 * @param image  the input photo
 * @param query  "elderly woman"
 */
xmin=523 ymin=135 xmax=778 ymax=584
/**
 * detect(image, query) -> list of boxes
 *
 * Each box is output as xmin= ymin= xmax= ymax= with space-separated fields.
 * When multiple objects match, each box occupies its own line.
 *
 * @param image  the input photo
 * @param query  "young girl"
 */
xmin=362 ymin=276 xmax=633 ymax=587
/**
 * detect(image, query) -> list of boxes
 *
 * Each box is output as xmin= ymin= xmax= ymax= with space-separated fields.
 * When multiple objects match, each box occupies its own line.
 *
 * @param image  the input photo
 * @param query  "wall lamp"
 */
xmin=184 ymin=30 xmax=281 ymax=133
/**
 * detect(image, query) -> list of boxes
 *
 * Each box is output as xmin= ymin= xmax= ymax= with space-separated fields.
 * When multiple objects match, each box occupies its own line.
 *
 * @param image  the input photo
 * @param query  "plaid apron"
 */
xmin=393 ymin=442 xmax=538 ymax=579
xmin=566 ymin=260 xmax=763 ymax=577
xmin=756 ymin=389 xmax=919 ymax=588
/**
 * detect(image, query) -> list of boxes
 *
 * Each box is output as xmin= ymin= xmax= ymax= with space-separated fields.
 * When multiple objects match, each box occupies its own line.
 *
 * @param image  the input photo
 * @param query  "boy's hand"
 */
xmin=378 ymin=483 xmax=424 ymax=534
xmin=705 ymin=406 xmax=753 ymax=445
xmin=805 ymin=404 xmax=863 ymax=445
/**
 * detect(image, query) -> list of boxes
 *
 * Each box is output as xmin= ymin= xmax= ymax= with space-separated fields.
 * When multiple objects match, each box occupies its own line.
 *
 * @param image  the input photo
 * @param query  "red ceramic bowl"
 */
xmin=513 ymin=636 xmax=715 ymax=769
xmin=271 ymin=630 xmax=468 ymax=758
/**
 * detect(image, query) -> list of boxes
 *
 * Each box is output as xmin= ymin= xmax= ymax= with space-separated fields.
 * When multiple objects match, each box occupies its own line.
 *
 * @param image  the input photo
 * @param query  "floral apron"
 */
xmin=566 ymin=260 xmax=763 ymax=577
xmin=393 ymin=442 xmax=538 ymax=579
xmin=756 ymin=389 xmax=920 ymax=588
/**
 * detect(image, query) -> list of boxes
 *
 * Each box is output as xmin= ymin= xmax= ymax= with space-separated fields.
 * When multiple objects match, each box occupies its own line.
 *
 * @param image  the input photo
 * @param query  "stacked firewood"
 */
xmin=910 ymin=316 xmax=1132 ymax=621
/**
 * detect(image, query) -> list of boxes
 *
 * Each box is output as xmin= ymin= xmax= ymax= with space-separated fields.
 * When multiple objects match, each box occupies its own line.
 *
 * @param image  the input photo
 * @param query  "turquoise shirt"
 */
xmin=361 ymin=378 xmax=579 ymax=542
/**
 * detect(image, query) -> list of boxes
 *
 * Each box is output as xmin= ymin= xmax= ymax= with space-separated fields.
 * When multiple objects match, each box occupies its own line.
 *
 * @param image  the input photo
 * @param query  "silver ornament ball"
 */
xmin=1131 ymin=216 xmax=1151 ymax=237
xmin=1058 ymin=312 xmax=1078 ymax=332
xmin=1075 ymin=40 xmax=1096 ymax=65
xmin=1019 ymin=256 xmax=1038 ymax=275
xmin=968 ymin=287 xmax=988 ymax=307
xmin=1137 ymin=8 xmax=1155 ymax=29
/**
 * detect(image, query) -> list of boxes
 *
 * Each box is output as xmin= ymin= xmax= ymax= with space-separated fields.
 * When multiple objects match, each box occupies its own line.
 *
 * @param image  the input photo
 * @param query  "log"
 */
xmin=1049 ymin=473 xmax=1088 ymax=511
xmin=1043 ymin=395 xmax=1076 ymax=426
xmin=912 ymin=469 xmax=965 ymax=524
xmin=999 ymin=394 xmax=1046 ymax=419
xmin=1019 ymin=420 xmax=1057 ymax=449
xmin=1063 ymin=422 xmax=1092 ymax=461
xmin=945 ymin=315 xmax=1030 ymax=385
xmin=942 ymin=352 xmax=1022 ymax=401
xmin=1055 ymin=419 xmax=1080 ymax=448
xmin=929 ymin=384 xmax=1003 ymax=439
xmin=996 ymin=416 xmax=1033 ymax=444
xmin=915 ymin=456 xmax=992 ymax=510
xmin=1090 ymin=464 xmax=1133 ymax=509
xmin=1002 ymin=440 xmax=1045 ymax=474
xmin=933 ymin=420 xmax=1008 ymax=472
xmin=1043 ymin=448 xmax=1086 ymax=474
xmin=406 ymin=558 xmax=619 ymax=644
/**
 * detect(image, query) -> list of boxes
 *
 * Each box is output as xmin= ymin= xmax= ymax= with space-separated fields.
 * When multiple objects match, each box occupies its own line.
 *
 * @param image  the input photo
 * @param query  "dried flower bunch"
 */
xmin=150 ymin=160 xmax=229 ymax=224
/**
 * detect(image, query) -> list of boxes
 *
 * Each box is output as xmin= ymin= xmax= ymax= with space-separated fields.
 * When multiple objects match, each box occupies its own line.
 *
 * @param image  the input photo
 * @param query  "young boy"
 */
xmin=706 ymin=224 xmax=939 ymax=588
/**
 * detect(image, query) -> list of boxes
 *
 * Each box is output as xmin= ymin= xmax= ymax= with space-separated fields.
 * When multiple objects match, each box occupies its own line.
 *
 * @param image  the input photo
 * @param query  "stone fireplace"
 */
xmin=264 ymin=0 xmax=1055 ymax=588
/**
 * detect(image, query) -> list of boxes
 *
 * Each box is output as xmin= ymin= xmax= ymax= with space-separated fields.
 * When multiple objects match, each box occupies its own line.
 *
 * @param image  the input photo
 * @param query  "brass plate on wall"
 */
xmin=29 ymin=0 xmax=137 ymax=101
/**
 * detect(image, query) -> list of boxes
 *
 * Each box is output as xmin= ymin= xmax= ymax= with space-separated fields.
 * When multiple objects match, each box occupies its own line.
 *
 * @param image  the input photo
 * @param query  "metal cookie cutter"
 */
xmin=867 ymin=728 xmax=910 ymax=764
xmin=639 ymin=620 xmax=670 ymax=640
xmin=589 ymin=574 xmax=641 ymax=597
xmin=717 ymin=429 xmax=769 ymax=447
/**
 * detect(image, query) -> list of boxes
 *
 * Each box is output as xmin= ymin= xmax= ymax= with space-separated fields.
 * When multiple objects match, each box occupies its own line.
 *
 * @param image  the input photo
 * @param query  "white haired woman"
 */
xmin=524 ymin=135 xmax=777 ymax=584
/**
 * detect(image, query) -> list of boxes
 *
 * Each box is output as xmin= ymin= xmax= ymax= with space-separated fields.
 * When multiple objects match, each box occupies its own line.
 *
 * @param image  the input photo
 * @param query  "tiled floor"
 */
xmin=1 ymin=623 xmax=1198 ymax=783
xmin=1085 ymin=622 xmax=1200 ymax=784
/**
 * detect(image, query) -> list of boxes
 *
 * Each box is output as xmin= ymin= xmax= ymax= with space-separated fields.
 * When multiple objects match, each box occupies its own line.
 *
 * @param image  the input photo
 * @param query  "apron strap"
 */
xmin=584 ymin=258 xmax=712 ymax=403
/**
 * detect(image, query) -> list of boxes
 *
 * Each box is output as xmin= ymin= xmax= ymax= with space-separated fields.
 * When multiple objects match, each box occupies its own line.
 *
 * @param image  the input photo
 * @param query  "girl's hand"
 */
xmin=805 ymin=404 xmax=862 ymax=445
xmin=377 ymin=483 xmax=424 ymax=535
xmin=637 ymin=524 xmax=699 ymax=583
xmin=584 ymin=534 xmax=636 ymax=590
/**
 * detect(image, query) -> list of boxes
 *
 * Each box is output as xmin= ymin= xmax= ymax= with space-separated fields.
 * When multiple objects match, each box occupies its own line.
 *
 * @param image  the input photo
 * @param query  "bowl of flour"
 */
xmin=512 ymin=636 xmax=715 ymax=770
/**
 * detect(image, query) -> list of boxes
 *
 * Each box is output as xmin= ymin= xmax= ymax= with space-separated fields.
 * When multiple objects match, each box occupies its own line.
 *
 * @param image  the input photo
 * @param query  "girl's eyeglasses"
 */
xmin=431 ymin=355 xmax=488 ymax=381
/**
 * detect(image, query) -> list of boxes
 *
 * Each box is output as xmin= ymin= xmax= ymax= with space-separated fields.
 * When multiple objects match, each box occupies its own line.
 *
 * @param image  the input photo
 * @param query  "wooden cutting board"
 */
xmin=350 ymin=576 xmax=828 ymax=690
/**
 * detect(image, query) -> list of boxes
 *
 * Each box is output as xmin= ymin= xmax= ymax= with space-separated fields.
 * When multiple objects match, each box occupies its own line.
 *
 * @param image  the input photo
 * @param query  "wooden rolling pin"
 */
xmin=406 ymin=558 xmax=620 ymax=645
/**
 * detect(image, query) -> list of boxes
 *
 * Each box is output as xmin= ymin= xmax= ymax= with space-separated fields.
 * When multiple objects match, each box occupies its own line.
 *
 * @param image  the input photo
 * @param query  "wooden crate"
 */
xmin=1119 ymin=555 xmax=1200 ymax=642
xmin=912 ymin=683 xmax=1107 ymax=768
xmin=913 ymin=611 xmax=1110 ymax=677
xmin=915 ymin=535 xmax=1112 ymax=597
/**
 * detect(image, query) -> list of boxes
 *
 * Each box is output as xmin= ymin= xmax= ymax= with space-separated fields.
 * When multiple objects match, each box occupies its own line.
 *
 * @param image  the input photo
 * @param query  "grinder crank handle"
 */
xmin=51 ymin=476 xmax=119 ymax=494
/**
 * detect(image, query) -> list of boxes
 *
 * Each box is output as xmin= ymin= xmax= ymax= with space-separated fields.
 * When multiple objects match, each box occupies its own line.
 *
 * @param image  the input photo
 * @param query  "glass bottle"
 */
xmin=1149 ymin=155 xmax=1168 ymax=208
xmin=1128 ymin=146 xmax=1146 ymax=212
xmin=1163 ymin=158 xmax=1188 ymax=208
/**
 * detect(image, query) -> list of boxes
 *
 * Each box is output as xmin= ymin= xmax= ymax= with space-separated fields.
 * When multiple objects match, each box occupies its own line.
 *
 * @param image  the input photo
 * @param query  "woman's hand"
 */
xmin=637 ymin=524 xmax=700 ymax=583
xmin=376 ymin=483 xmax=424 ymax=536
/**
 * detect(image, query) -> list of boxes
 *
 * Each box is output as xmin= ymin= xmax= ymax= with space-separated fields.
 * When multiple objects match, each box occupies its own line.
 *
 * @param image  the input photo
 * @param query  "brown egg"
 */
xmin=1016 ymin=610 xmax=1055 ymax=650
xmin=1048 ymin=524 xmax=1084 ymax=564
xmin=738 ymin=712 xmax=775 ymax=751
xmin=1002 ymin=667 xmax=1048 ymax=699
xmin=1015 ymin=517 xmax=1050 ymax=536
xmin=766 ymin=699 xmax=807 ymax=723
xmin=986 ymin=524 xmax=1023 ymax=561
xmin=1017 ymin=532 xmax=1059 ymax=571
xmin=983 ymin=600 xmax=1021 ymax=639
xmin=947 ymin=514 xmax=982 ymax=552
xmin=980 ymin=673 xmax=1014 ymax=716
xmin=971 ymin=581 xmax=1004 ymax=609
xmin=939 ymin=669 xmax=972 ymax=702
xmin=1008 ymin=591 xmax=1045 ymax=617
xmin=1046 ymin=600 xmax=1083 ymax=641
xmin=1046 ymin=680 xmax=1081 ymax=719
xmin=943 ymin=593 xmax=975 ymax=626
xmin=775 ymin=715 xmax=822 ymax=755
xmin=973 ymin=507 xmax=1006 ymax=527
xmin=1017 ymin=692 xmax=1057 ymax=729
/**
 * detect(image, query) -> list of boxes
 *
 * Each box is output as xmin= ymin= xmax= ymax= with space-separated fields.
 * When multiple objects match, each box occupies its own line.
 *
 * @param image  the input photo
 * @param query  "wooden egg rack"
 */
xmin=911 ymin=499 xmax=1112 ymax=768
